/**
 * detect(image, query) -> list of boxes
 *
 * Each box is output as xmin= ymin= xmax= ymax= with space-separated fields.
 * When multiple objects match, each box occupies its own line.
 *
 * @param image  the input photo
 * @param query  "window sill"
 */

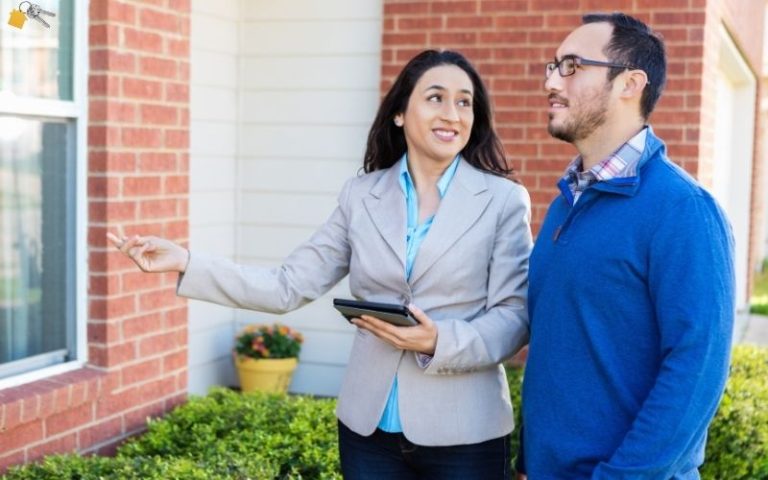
xmin=0 ymin=367 xmax=106 ymax=434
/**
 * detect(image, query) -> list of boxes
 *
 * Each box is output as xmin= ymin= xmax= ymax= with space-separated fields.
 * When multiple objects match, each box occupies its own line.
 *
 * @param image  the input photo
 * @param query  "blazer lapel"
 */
xmin=409 ymin=160 xmax=491 ymax=286
xmin=363 ymin=167 xmax=407 ymax=270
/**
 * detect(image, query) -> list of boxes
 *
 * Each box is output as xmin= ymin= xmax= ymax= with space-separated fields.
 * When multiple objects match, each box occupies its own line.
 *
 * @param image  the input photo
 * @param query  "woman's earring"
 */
xmin=394 ymin=118 xmax=403 ymax=127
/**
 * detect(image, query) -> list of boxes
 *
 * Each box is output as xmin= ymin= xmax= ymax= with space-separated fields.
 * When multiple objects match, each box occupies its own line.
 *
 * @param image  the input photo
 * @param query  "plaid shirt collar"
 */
xmin=562 ymin=127 xmax=648 ymax=203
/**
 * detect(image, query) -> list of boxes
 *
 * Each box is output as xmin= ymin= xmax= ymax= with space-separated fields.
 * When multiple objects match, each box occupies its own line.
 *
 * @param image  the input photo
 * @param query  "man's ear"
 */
xmin=619 ymin=70 xmax=649 ymax=100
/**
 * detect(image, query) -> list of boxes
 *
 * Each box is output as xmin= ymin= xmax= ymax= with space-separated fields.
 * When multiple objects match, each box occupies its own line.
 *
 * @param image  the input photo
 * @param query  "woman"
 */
xmin=109 ymin=50 xmax=532 ymax=479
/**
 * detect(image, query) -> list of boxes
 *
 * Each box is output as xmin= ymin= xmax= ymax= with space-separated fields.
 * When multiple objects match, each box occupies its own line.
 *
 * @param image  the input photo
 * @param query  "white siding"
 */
xmin=237 ymin=0 xmax=382 ymax=396
xmin=188 ymin=0 xmax=383 ymax=396
xmin=188 ymin=0 xmax=240 ymax=395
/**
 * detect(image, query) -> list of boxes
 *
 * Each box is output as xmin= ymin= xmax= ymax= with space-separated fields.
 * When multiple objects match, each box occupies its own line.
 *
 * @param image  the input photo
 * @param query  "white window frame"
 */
xmin=0 ymin=0 xmax=88 ymax=390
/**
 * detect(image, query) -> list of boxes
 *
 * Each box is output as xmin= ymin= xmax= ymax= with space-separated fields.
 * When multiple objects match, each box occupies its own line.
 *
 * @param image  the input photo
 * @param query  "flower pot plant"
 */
xmin=233 ymin=323 xmax=304 ymax=394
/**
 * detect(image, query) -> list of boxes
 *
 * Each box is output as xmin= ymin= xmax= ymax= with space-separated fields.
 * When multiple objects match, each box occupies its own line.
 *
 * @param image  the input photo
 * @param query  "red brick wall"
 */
xmin=0 ymin=0 xmax=190 ymax=471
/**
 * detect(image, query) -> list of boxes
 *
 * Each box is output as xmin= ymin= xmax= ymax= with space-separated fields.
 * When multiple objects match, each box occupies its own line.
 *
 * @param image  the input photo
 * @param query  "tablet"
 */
xmin=333 ymin=298 xmax=418 ymax=327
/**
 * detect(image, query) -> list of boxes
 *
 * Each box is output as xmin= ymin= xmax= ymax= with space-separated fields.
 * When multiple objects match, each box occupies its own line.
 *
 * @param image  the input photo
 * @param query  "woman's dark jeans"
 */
xmin=338 ymin=420 xmax=512 ymax=480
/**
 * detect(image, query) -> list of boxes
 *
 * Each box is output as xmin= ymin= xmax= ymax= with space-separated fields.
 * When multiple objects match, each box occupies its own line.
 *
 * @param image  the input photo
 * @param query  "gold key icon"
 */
xmin=7 ymin=8 xmax=26 ymax=28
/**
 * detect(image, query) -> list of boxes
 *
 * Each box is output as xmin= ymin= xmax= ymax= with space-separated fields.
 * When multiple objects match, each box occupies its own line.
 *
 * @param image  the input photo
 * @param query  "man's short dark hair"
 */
xmin=583 ymin=12 xmax=667 ymax=120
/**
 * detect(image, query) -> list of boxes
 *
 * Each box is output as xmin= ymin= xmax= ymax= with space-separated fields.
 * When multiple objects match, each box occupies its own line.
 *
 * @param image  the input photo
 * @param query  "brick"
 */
xmin=167 ymin=39 xmax=190 ymax=57
xmin=169 ymin=0 xmax=191 ymax=13
xmin=28 ymin=432 xmax=78 ymax=461
xmin=178 ymin=61 xmax=190 ymax=81
xmin=530 ymin=0 xmax=579 ymax=10
xmin=121 ymin=359 xmax=162 ymax=386
xmin=446 ymin=16 xmax=493 ymax=29
xmin=140 ymin=56 xmax=178 ymax=79
xmin=164 ymin=129 xmax=189 ymax=149
xmin=88 ymin=320 xmax=121 ymax=344
xmin=398 ymin=17 xmax=443 ymax=30
xmin=123 ymin=312 xmax=164 ymax=339
xmin=496 ymin=15 xmax=544 ymax=28
xmin=140 ymin=104 xmax=178 ymax=125
xmin=138 ymin=287 xmax=179 ymax=311
xmin=88 ymin=294 xmax=137 ymax=320
xmin=89 ymin=151 xmax=137 ymax=173
xmin=123 ymin=270 xmax=163 ymax=293
xmin=122 ymin=127 xmax=163 ymax=148
xmin=637 ymin=0 xmax=691 ymax=7
xmin=165 ymin=82 xmax=189 ymax=102
xmin=45 ymin=403 xmax=93 ymax=437
xmin=1 ymin=400 xmax=20 ymax=432
xmin=383 ymin=2 xmax=429 ymax=15
xmin=124 ymin=27 xmax=163 ymax=53
xmin=79 ymin=417 xmax=123 ymax=451
xmin=162 ymin=350 xmax=188 ymax=373
xmin=480 ymin=0 xmax=527 ymax=13
xmin=479 ymin=31 xmax=527 ymax=44
xmin=87 ymin=176 xmax=120 ymax=199
xmin=90 ymin=50 xmax=135 ymax=73
xmin=88 ymin=74 xmax=120 ymax=96
xmin=383 ymin=32 xmax=428 ymax=45
xmin=139 ymin=152 xmax=177 ymax=172
xmin=89 ymin=24 xmax=119 ymax=47
xmin=123 ymin=77 xmax=163 ymax=99
xmin=0 ymin=421 xmax=43 ymax=452
xmin=89 ymin=1 xmax=136 ymax=23
xmin=139 ymin=7 xmax=180 ymax=32
xmin=430 ymin=31 xmax=477 ymax=44
xmin=430 ymin=1 xmax=477 ymax=14
xmin=139 ymin=332 xmax=179 ymax=357
xmin=163 ymin=175 xmax=188 ymax=194
xmin=123 ymin=176 xmax=162 ymax=197
xmin=89 ymin=342 xmax=137 ymax=370
xmin=652 ymin=11 xmax=706 ymax=26
xmin=165 ymin=306 xmax=188 ymax=328
xmin=20 ymin=395 xmax=39 ymax=424
xmin=137 ymin=376 xmax=177 ymax=400
xmin=88 ymin=125 xmax=121 ymax=147
xmin=136 ymin=198 xmax=176 ymax=219
xmin=581 ymin=0 xmax=632 ymax=8
xmin=124 ymin=400 xmax=165 ymax=433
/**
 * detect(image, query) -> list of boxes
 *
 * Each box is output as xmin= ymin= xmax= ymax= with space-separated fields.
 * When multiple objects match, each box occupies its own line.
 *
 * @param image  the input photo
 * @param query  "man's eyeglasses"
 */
xmin=545 ymin=55 xmax=639 ymax=79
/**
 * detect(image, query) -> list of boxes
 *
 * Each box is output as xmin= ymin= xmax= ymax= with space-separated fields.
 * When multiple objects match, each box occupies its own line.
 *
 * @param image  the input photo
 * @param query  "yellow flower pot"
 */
xmin=235 ymin=356 xmax=298 ymax=394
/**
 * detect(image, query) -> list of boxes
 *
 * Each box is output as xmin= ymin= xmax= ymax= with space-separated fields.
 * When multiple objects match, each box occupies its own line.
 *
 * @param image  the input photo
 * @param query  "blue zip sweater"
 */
xmin=521 ymin=127 xmax=735 ymax=479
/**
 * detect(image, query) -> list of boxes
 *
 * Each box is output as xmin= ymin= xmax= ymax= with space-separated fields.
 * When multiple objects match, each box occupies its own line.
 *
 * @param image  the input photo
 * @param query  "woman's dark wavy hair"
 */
xmin=363 ymin=49 xmax=511 ymax=176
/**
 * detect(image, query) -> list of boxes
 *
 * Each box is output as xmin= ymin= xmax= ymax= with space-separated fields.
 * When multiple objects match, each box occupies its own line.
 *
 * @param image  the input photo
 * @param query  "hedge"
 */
xmin=3 ymin=345 xmax=766 ymax=479
xmin=701 ymin=344 xmax=768 ymax=479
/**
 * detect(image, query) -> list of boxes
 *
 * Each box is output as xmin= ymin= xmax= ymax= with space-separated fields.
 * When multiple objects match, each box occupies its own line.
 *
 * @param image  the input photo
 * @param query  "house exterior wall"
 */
xmin=1 ymin=0 xmax=190 ymax=471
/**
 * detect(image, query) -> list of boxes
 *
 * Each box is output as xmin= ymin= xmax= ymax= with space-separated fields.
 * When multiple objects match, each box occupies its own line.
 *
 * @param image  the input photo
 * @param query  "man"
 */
xmin=518 ymin=13 xmax=735 ymax=479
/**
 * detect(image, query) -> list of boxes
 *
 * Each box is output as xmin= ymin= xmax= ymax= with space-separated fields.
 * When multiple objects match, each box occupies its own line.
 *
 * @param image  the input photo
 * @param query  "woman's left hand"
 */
xmin=352 ymin=304 xmax=438 ymax=355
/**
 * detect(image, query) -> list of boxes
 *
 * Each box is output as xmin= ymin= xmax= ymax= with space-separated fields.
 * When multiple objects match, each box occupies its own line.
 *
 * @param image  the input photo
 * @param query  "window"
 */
xmin=0 ymin=0 xmax=84 ymax=383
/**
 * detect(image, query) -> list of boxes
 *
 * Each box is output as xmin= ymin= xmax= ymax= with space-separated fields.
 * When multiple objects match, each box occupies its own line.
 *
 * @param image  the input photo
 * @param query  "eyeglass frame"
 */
xmin=545 ymin=55 xmax=645 ymax=82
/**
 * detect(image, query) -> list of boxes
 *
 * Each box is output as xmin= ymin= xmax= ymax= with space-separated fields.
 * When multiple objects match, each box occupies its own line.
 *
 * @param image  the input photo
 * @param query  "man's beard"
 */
xmin=548 ymin=85 xmax=610 ymax=143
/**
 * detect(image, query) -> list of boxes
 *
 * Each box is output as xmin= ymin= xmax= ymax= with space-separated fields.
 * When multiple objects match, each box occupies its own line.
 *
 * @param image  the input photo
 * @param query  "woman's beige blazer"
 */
xmin=177 ymin=159 xmax=532 ymax=446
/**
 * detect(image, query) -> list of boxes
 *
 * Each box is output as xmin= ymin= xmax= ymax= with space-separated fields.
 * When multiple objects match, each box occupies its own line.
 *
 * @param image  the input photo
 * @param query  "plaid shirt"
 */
xmin=563 ymin=128 xmax=648 ymax=205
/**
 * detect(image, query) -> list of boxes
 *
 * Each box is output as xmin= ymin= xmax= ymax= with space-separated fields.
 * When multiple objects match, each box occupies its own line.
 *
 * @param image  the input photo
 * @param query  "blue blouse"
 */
xmin=377 ymin=154 xmax=460 ymax=433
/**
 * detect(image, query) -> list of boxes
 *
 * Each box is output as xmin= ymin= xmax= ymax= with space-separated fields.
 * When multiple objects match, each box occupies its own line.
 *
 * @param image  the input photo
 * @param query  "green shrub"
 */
xmin=3 ymin=389 xmax=339 ymax=480
xmin=702 ymin=344 xmax=768 ymax=480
